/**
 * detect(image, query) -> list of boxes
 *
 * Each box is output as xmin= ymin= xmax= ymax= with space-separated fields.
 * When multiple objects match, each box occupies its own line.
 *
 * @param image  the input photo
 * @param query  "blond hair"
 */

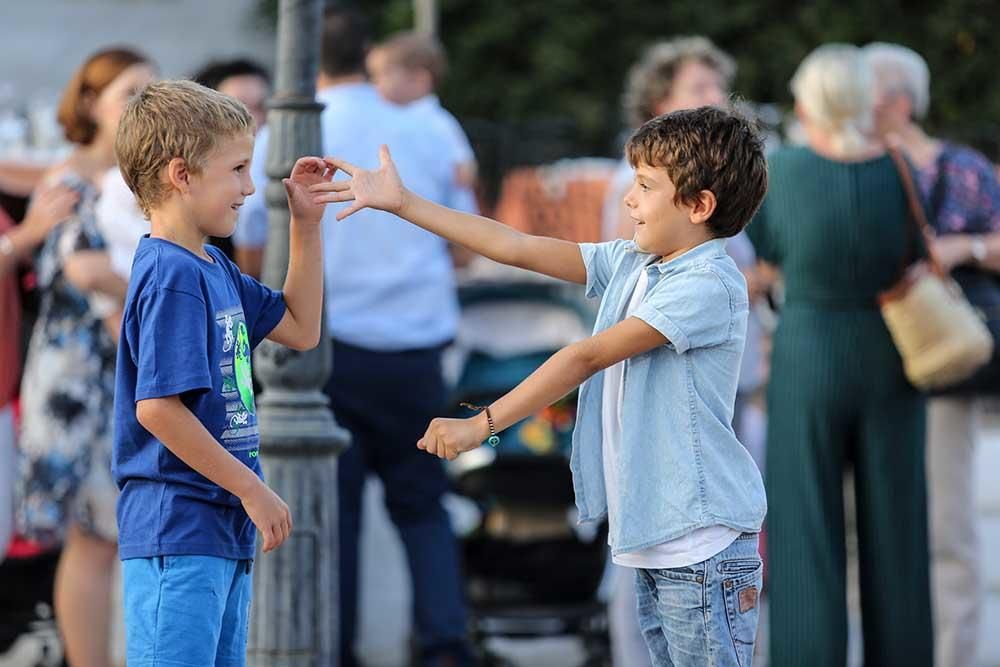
xmin=374 ymin=31 xmax=448 ymax=88
xmin=790 ymin=44 xmax=874 ymax=155
xmin=115 ymin=79 xmax=254 ymax=216
xmin=623 ymin=36 xmax=736 ymax=128
xmin=863 ymin=42 xmax=930 ymax=120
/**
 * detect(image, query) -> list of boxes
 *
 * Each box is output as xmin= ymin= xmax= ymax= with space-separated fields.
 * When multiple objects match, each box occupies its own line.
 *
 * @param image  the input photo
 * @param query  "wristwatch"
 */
xmin=0 ymin=233 xmax=13 ymax=259
xmin=970 ymin=236 xmax=987 ymax=265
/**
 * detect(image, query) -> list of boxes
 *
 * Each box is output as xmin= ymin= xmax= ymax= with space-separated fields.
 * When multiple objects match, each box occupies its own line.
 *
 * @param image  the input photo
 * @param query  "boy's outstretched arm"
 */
xmin=266 ymin=157 xmax=332 ymax=351
xmin=418 ymin=317 xmax=668 ymax=460
xmin=311 ymin=146 xmax=587 ymax=285
xmin=136 ymin=396 xmax=292 ymax=551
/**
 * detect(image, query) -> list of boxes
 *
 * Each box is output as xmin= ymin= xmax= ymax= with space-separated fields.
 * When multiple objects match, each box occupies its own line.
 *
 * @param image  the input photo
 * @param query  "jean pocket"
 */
xmin=652 ymin=565 xmax=706 ymax=584
xmin=717 ymin=558 xmax=761 ymax=575
xmin=721 ymin=562 xmax=762 ymax=667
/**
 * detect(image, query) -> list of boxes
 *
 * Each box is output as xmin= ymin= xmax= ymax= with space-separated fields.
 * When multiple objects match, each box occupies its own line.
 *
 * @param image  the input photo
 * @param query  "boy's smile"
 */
xmin=186 ymin=133 xmax=256 ymax=239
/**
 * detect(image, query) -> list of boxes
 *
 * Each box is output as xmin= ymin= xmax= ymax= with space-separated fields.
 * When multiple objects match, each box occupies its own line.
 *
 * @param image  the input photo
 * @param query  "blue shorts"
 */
xmin=122 ymin=555 xmax=253 ymax=667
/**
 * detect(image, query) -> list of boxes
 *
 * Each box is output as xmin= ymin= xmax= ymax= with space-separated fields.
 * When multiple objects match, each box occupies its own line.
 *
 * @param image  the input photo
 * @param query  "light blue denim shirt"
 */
xmin=573 ymin=238 xmax=767 ymax=556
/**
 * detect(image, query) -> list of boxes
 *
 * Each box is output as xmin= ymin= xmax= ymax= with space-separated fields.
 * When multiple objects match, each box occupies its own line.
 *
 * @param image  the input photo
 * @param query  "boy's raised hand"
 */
xmin=309 ymin=145 xmax=406 ymax=221
xmin=283 ymin=156 xmax=336 ymax=225
xmin=417 ymin=415 xmax=489 ymax=461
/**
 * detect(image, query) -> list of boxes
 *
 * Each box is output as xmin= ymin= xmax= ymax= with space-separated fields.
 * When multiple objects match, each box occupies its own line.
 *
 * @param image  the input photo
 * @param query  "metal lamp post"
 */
xmin=248 ymin=1 xmax=350 ymax=665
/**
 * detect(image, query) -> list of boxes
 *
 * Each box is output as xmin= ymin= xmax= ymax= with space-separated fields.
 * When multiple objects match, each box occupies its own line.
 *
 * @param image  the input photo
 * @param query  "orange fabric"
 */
xmin=493 ymin=166 xmax=611 ymax=243
xmin=0 ymin=207 xmax=21 ymax=409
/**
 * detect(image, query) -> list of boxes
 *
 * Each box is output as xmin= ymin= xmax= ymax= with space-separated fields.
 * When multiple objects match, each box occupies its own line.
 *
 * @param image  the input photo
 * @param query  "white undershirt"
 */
xmin=602 ymin=265 xmax=740 ymax=569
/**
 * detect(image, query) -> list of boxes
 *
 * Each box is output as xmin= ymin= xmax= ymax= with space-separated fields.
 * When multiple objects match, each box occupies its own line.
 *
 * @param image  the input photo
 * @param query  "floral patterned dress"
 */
xmin=16 ymin=173 xmax=119 ymax=548
xmin=917 ymin=142 xmax=1000 ymax=235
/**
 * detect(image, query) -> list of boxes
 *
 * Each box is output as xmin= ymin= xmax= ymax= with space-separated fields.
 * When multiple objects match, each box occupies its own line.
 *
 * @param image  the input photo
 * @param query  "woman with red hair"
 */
xmin=15 ymin=47 xmax=155 ymax=667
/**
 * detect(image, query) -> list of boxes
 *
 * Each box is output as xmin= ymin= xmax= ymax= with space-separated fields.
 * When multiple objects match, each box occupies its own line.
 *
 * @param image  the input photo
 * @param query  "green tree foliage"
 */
xmin=370 ymin=0 xmax=1000 ymax=157
xmin=258 ymin=1 xmax=999 ymax=158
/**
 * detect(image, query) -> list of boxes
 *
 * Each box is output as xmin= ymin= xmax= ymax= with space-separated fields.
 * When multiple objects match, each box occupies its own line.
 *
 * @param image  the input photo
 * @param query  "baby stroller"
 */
xmin=443 ymin=263 xmax=611 ymax=667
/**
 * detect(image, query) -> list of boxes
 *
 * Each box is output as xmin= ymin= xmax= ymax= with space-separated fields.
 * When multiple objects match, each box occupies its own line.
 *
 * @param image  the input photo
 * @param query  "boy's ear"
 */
xmin=166 ymin=157 xmax=192 ymax=194
xmin=688 ymin=190 xmax=717 ymax=225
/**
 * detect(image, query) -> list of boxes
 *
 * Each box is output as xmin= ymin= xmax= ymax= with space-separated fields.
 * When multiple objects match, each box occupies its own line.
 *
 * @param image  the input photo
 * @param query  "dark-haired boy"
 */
xmin=315 ymin=106 xmax=770 ymax=666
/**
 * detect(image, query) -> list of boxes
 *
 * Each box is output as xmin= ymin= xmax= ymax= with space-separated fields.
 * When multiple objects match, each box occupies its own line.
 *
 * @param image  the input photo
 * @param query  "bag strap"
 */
xmin=886 ymin=146 xmax=944 ymax=277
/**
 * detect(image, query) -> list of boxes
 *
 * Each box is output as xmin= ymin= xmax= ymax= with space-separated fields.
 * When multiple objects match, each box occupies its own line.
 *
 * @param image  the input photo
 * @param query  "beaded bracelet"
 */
xmin=460 ymin=402 xmax=500 ymax=447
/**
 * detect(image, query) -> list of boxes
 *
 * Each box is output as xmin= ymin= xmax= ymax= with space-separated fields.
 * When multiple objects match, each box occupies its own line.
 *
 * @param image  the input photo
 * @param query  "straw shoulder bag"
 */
xmin=877 ymin=148 xmax=993 ymax=390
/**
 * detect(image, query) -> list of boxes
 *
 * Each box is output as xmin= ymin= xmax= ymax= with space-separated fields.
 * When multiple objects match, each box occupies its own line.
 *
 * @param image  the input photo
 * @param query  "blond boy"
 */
xmin=111 ymin=80 xmax=331 ymax=667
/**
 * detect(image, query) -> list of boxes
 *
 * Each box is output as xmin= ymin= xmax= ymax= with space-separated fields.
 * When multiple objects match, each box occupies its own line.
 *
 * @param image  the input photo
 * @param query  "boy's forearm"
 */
xmin=488 ymin=343 xmax=597 ymax=434
xmin=398 ymin=190 xmax=523 ymax=265
xmin=280 ymin=217 xmax=323 ymax=349
xmin=137 ymin=397 xmax=261 ymax=499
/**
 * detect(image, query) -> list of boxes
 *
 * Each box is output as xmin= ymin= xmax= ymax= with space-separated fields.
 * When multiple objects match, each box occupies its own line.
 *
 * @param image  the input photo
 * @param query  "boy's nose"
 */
xmin=623 ymin=186 xmax=637 ymax=209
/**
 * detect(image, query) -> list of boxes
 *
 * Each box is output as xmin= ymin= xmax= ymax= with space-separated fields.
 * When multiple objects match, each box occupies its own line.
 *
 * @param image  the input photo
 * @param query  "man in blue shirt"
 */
xmin=238 ymin=12 xmax=474 ymax=663
xmin=318 ymin=9 xmax=472 ymax=667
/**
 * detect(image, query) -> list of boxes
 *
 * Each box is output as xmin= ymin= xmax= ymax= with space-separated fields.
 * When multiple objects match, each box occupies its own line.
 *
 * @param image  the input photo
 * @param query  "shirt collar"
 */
xmin=626 ymin=237 xmax=729 ymax=272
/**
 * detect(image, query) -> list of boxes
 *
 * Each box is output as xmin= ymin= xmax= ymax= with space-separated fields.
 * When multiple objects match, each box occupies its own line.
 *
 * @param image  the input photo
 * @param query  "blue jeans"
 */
xmin=122 ymin=555 xmax=253 ymax=667
xmin=635 ymin=532 xmax=762 ymax=667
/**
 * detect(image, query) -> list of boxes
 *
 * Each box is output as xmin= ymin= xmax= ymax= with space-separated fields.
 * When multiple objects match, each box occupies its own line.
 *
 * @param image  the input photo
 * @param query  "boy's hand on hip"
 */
xmin=417 ymin=415 xmax=489 ymax=461
xmin=310 ymin=145 xmax=407 ymax=221
xmin=240 ymin=480 xmax=293 ymax=552
xmin=284 ymin=156 xmax=336 ymax=225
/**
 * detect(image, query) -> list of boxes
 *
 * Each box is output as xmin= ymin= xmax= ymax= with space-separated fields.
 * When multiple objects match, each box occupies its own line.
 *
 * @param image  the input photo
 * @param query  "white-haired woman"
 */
xmin=746 ymin=44 xmax=933 ymax=666
xmin=865 ymin=42 xmax=1000 ymax=667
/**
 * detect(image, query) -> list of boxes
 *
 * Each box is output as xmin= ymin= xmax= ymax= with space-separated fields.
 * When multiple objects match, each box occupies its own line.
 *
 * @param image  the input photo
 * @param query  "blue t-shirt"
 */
xmin=113 ymin=237 xmax=286 ymax=560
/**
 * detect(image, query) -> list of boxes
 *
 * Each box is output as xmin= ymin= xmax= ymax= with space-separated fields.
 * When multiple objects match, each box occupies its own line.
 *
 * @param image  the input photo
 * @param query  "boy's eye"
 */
xmin=235 ymin=165 xmax=245 ymax=173
xmin=640 ymin=183 xmax=650 ymax=191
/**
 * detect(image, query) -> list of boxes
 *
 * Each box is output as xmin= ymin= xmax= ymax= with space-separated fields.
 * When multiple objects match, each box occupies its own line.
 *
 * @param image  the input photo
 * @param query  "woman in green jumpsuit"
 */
xmin=747 ymin=45 xmax=933 ymax=666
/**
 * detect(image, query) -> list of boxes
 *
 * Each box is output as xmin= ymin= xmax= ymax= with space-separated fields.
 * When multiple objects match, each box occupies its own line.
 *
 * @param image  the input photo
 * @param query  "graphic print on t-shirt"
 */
xmin=217 ymin=306 xmax=258 ymax=450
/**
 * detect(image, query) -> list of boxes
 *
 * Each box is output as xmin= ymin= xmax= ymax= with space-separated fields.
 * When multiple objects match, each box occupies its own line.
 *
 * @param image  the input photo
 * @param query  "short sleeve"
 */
xmin=632 ymin=268 xmax=735 ymax=354
xmin=235 ymin=270 xmax=286 ymax=349
xmin=133 ymin=288 xmax=213 ymax=400
xmin=579 ymin=239 xmax=630 ymax=299
xmin=95 ymin=167 xmax=147 ymax=279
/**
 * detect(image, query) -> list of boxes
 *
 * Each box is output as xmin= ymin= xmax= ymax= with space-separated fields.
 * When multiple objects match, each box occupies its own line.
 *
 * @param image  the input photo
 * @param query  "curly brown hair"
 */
xmin=626 ymin=106 xmax=768 ymax=238
xmin=622 ymin=37 xmax=735 ymax=128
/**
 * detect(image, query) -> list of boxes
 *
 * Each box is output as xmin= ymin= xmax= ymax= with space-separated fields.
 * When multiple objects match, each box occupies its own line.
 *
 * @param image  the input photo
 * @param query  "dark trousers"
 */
xmin=324 ymin=339 xmax=470 ymax=667
xmin=765 ymin=310 xmax=933 ymax=666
